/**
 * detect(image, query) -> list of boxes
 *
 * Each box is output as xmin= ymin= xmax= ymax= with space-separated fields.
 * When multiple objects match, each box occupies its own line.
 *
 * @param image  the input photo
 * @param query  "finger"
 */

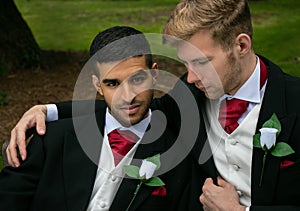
xmin=8 ymin=128 xmax=15 ymax=162
xmin=36 ymin=115 xmax=46 ymax=135
xmin=203 ymin=205 xmax=210 ymax=211
xmin=200 ymin=193 xmax=213 ymax=211
xmin=6 ymin=147 xmax=14 ymax=167
xmin=14 ymin=125 xmax=27 ymax=161
xmin=9 ymin=128 xmax=22 ymax=167
xmin=199 ymin=193 xmax=205 ymax=204
xmin=217 ymin=176 xmax=227 ymax=187
xmin=204 ymin=177 xmax=214 ymax=185
xmin=202 ymin=178 xmax=215 ymax=198
xmin=17 ymin=137 xmax=27 ymax=161
xmin=9 ymin=142 xmax=21 ymax=167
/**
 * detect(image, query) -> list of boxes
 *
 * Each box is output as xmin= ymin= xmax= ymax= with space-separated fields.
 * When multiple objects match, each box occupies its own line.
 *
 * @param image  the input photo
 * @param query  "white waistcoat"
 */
xmin=204 ymin=99 xmax=263 ymax=206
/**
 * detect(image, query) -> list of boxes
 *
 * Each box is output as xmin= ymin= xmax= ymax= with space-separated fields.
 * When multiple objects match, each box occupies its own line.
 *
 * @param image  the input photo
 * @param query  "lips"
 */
xmin=120 ymin=104 xmax=141 ymax=115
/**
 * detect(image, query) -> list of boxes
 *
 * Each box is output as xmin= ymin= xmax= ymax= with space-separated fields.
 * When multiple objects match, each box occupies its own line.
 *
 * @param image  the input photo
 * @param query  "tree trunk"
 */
xmin=0 ymin=0 xmax=40 ymax=72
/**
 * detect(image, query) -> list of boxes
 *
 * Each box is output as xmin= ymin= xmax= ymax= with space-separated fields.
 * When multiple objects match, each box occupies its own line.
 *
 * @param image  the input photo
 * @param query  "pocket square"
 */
xmin=151 ymin=186 xmax=167 ymax=197
xmin=280 ymin=160 xmax=295 ymax=169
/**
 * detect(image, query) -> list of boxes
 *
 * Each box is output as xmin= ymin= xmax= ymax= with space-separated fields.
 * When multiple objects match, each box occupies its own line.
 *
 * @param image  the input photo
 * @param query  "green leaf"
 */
xmin=253 ymin=134 xmax=262 ymax=148
xmin=144 ymin=176 xmax=165 ymax=187
xmin=270 ymin=142 xmax=295 ymax=157
xmin=146 ymin=154 xmax=161 ymax=170
xmin=262 ymin=113 xmax=281 ymax=136
xmin=124 ymin=165 xmax=140 ymax=179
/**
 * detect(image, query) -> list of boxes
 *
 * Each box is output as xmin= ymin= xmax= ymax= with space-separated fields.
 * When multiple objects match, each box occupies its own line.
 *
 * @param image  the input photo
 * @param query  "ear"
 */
xmin=92 ymin=75 xmax=103 ymax=96
xmin=235 ymin=33 xmax=252 ymax=57
xmin=150 ymin=62 xmax=159 ymax=79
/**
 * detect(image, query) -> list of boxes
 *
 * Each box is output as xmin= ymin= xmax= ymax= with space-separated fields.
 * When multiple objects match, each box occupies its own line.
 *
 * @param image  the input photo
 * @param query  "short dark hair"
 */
xmin=89 ymin=26 xmax=153 ymax=76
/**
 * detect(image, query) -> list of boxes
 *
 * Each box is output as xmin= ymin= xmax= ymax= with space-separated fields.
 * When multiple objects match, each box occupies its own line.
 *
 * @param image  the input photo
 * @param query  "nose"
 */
xmin=120 ymin=82 xmax=136 ymax=103
xmin=187 ymin=68 xmax=202 ymax=84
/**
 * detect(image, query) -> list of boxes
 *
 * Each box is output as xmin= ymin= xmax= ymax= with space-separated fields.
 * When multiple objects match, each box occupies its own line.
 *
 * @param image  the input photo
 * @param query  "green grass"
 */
xmin=14 ymin=0 xmax=300 ymax=76
xmin=15 ymin=0 xmax=178 ymax=51
xmin=249 ymin=0 xmax=300 ymax=75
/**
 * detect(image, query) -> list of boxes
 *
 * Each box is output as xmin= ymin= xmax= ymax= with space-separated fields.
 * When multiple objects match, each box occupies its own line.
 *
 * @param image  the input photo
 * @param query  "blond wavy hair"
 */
xmin=163 ymin=0 xmax=253 ymax=50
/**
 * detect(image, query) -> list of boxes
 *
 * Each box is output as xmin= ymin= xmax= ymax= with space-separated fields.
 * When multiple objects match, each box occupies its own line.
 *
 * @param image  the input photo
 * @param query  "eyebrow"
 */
xmin=178 ymin=56 xmax=212 ymax=64
xmin=101 ymin=78 xmax=118 ymax=85
xmin=191 ymin=57 xmax=210 ymax=63
xmin=101 ymin=69 xmax=148 ymax=84
xmin=130 ymin=69 xmax=148 ymax=78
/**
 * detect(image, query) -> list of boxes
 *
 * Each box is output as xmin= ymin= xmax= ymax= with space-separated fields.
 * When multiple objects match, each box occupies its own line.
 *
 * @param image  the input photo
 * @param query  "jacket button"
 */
xmin=230 ymin=139 xmax=238 ymax=145
xmin=233 ymin=164 xmax=240 ymax=171
xmin=111 ymin=175 xmax=117 ymax=182
xmin=100 ymin=201 xmax=106 ymax=208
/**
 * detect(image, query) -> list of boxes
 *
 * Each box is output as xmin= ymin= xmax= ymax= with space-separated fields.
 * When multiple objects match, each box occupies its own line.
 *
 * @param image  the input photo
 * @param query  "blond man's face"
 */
xmin=177 ymin=30 xmax=243 ymax=99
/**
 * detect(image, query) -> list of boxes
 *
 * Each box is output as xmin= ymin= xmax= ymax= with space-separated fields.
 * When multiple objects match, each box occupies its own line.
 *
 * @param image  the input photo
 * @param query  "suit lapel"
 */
xmin=63 ymin=111 xmax=106 ymax=210
xmin=251 ymin=57 xmax=297 ymax=204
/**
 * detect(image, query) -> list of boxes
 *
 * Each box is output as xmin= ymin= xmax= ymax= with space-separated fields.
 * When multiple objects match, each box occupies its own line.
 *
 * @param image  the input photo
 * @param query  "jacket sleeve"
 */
xmin=56 ymin=100 xmax=105 ymax=119
xmin=0 ymin=133 xmax=45 ymax=210
xmin=250 ymin=206 xmax=300 ymax=211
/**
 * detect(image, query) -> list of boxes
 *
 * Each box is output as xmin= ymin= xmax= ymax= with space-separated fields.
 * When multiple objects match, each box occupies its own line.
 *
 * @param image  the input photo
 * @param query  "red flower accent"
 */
xmin=151 ymin=186 xmax=167 ymax=196
xmin=280 ymin=160 xmax=295 ymax=169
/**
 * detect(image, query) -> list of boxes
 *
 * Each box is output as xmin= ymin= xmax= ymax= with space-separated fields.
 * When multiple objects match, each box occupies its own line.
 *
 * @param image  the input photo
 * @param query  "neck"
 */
xmin=229 ymin=52 xmax=257 ymax=96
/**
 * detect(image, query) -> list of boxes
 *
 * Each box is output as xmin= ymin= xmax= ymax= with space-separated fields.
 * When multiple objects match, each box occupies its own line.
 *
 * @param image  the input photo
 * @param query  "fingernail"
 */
xmin=39 ymin=129 xmax=45 ymax=134
xmin=21 ymin=155 xmax=26 ymax=160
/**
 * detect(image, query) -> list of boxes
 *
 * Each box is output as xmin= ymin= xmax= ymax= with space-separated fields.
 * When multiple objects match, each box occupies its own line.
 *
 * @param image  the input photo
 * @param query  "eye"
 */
xmin=130 ymin=76 xmax=146 ymax=85
xmin=198 ymin=60 xmax=209 ymax=65
xmin=104 ymin=80 xmax=119 ymax=87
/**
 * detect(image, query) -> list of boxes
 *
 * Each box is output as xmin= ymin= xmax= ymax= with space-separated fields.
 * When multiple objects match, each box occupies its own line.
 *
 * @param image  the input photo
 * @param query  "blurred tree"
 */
xmin=0 ymin=0 xmax=40 ymax=72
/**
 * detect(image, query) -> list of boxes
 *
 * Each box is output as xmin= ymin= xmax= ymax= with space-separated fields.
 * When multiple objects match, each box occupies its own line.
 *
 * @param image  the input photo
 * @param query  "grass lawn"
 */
xmin=15 ymin=0 xmax=179 ymax=51
xmin=14 ymin=0 xmax=300 ymax=76
xmin=250 ymin=0 xmax=300 ymax=76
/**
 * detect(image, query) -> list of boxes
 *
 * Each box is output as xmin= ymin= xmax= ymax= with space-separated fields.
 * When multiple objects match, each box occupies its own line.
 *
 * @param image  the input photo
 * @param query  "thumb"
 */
xmin=36 ymin=115 xmax=46 ymax=135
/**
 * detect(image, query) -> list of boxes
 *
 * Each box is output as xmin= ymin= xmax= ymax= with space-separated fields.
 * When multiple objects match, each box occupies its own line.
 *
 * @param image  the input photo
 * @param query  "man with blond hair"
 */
xmin=161 ymin=0 xmax=300 ymax=210
xmin=6 ymin=0 xmax=300 ymax=210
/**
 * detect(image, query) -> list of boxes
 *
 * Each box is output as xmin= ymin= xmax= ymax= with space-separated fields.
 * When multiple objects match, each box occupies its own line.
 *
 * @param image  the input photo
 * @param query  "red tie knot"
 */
xmin=108 ymin=129 xmax=139 ymax=165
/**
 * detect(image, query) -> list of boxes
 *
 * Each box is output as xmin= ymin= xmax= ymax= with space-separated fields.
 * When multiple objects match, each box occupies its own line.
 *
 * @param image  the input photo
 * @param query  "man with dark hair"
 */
xmin=0 ymin=26 xmax=193 ymax=210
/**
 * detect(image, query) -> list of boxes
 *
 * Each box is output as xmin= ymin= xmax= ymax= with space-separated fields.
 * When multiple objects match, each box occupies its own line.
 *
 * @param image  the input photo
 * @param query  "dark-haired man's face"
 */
xmin=92 ymin=56 xmax=158 ymax=127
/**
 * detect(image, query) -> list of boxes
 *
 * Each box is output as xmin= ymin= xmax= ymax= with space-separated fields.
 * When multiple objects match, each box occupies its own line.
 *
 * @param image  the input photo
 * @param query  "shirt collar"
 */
xmin=105 ymin=108 xmax=151 ymax=139
xmin=221 ymin=56 xmax=261 ymax=104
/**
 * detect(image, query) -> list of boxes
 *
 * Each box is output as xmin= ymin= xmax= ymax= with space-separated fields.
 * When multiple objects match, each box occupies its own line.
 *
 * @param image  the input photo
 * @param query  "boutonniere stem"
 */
xmin=253 ymin=113 xmax=295 ymax=187
xmin=126 ymin=181 xmax=142 ymax=211
xmin=259 ymin=152 xmax=267 ymax=187
xmin=124 ymin=154 xmax=165 ymax=211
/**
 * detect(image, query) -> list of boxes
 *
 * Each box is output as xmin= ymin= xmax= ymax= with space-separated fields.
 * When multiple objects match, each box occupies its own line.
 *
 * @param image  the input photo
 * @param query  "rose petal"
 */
xmin=139 ymin=160 xmax=157 ymax=179
xmin=259 ymin=128 xmax=278 ymax=150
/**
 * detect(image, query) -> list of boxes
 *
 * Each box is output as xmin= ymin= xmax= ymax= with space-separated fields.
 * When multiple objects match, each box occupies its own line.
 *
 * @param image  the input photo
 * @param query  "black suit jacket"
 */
xmin=158 ymin=56 xmax=300 ymax=210
xmin=0 ymin=103 xmax=194 ymax=211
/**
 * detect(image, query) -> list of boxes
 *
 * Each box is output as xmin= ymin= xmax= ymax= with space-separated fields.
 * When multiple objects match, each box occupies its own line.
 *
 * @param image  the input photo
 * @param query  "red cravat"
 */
xmin=218 ymin=59 xmax=268 ymax=134
xmin=108 ymin=129 xmax=138 ymax=165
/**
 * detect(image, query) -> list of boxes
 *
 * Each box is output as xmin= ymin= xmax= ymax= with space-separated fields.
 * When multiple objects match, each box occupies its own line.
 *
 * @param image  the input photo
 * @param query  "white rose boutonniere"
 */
xmin=253 ymin=113 xmax=295 ymax=187
xmin=123 ymin=154 xmax=165 ymax=211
